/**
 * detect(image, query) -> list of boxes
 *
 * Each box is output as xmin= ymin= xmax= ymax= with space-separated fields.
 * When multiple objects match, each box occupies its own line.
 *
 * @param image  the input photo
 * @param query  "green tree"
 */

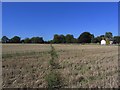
xmin=10 ymin=36 xmax=21 ymax=43
xmin=59 ymin=35 xmax=66 ymax=43
xmin=21 ymin=39 xmax=24 ymax=43
xmin=65 ymin=34 xmax=74 ymax=43
xmin=78 ymin=32 xmax=92 ymax=43
xmin=31 ymin=37 xmax=44 ymax=43
xmin=2 ymin=36 xmax=9 ymax=43
xmin=53 ymin=34 xmax=60 ymax=43
xmin=72 ymin=38 xmax=78 ymax=43
xmin=24 ymin=38 xmax=31 ymax=43
xmin=100 ymin=35 xmax=105 ymax=40
xmin=113 ymin=36 xmax=120 ymax=44
xmin=105 ymin=32 xmax=113 ymax=40
xmin=94 ymin=36 xmax=102 ymax=43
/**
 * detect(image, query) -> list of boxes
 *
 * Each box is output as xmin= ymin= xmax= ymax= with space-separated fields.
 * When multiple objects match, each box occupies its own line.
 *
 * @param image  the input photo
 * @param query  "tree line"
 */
xmin=1 ymin=32 xmax=120 ymax=44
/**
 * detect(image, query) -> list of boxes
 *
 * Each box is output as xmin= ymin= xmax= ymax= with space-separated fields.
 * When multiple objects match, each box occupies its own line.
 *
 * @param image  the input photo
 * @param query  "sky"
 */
xmin=2 ymin=2 xmax=118 ymax=41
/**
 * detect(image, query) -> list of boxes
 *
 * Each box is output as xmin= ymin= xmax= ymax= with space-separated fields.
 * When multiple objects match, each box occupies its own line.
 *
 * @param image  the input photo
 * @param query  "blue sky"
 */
xmin=2 ymin=2 xmax=118 ymax=41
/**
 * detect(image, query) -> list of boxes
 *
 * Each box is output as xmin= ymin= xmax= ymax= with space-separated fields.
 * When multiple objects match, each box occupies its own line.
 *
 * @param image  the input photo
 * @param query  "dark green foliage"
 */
xmin=2 ymin=36 xmax=9 ymax=43
xmin=24 ymin=38 xmax=31 ymax=43
xmin=53 ymin=34 xmax=77 ymax=43
xmin=105 ymin=32 xmax=113 ymax=40
xmin=113 ymin=36 xmax=120 ymax=44
xmin=21 ymin=39 xmax=25 ymax=43
xmin=93 ymin=36 xmax=102 ymax=43
xmin=65 ymin=34 xmax=75 ymax=43
xmin=31 ymin=37 xmax=44 ymax=43
xmin=44 ymin=40 xmax=52 ymax=44
xmin=100 ymin=35 xmax=105 ymax=38
xmin=78 ymin=32 xmax=92 ymax=43
xmin=60 ymin=35 xmax=66 ymax=43
xmin=10 ymin=36 xmax=21 ymax=43
xmin=53 ymin=34 xmax=60 ymax=43
xmin=53 ymin=34 xmax=66 ymax=43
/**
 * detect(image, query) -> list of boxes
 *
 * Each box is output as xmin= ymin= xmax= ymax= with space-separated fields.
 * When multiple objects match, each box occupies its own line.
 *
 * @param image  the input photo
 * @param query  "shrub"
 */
xmin=106 ymin=39 xmax=110 ymax=45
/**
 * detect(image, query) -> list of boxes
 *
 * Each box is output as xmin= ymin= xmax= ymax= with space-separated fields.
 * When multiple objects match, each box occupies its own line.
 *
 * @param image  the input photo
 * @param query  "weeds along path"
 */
xmin=45 ymin=44 xmax=62 ymax=88
xmin=49 ymin=44 xmax=60 ymax=69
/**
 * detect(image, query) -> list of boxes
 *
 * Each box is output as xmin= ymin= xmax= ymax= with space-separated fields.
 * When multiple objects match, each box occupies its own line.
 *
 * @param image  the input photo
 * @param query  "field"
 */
xmin=2 ymin=44 xmax=119 ymax=88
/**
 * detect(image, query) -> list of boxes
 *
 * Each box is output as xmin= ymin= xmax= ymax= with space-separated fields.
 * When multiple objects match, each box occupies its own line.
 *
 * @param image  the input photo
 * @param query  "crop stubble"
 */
xmin=2 ymin=44 xmax=118 ymax=88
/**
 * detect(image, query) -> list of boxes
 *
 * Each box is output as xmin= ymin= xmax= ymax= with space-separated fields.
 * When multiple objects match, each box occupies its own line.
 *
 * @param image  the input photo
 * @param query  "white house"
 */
xmin=110 ymin=41 xmax=113 ymax=45
xmin=101 ymin=40 xmax=106 ymax=45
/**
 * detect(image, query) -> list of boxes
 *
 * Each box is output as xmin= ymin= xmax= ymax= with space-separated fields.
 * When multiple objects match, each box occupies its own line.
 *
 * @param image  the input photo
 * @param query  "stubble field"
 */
xmin=2 ymin=44 xmax=119 ymax=88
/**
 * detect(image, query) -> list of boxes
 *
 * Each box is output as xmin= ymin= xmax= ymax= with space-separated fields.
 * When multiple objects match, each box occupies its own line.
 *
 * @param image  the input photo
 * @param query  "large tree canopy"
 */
xmin=53 ymin=34 xmax=60 ymax=43
xmin=2 ymin=36 xmax=9 ymax=43
xmin=78 ymin=32 xmax=92 ymax=43
xmin=10 ymin=36 xmax=21 ymax=43
xmin=65 ymin=34 xmax=74 ymax=43
xmin=24 ymin=38 xmax=31 ymax=43
xmin=105 ymin=32 xmax=113 ymax=40
xmin=113 ymin=36 xmax=120 ymax=44
xmin=31 ymin=37 xmax=44 ymax=43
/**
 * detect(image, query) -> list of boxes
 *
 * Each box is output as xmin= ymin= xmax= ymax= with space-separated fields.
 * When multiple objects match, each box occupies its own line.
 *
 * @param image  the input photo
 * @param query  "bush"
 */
xmin=106 ymin=39 xmax=110 ymax=45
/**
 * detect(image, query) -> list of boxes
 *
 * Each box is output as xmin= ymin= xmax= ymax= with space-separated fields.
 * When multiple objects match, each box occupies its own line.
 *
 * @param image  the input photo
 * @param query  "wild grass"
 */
xmin=45 ymin=71 xmax=61 ymax=88
xmin=45 ymin=44 xmax=62 ymax=88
